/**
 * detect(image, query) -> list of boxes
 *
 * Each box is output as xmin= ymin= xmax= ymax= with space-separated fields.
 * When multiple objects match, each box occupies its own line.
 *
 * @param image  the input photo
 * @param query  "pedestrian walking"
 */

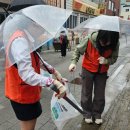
xmin=69 ymin=30 xmax=120 ymax=125
xmin=59 ymin=31 xmax=68 ymax=57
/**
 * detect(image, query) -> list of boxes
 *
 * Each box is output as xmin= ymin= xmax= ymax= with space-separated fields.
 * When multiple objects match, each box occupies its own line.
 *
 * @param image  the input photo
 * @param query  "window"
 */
xmin=108 ymin=0 xmax=111 ymax=10
xmin=111 ymin=2 xmax=115 ymax=11
xmin=126 ymin=9 xmax=129 ymax=12
xmin=80 ymin=17 xmax=84 ymax=23
xmin=45 ymin=0 xmax=61 ymax=7
xmin=64 ymin=14 xmax=77 ymax=29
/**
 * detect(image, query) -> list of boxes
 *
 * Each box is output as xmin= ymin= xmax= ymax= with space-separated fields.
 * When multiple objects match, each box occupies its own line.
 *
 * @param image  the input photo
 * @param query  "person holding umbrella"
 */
xmin=69 ymin=30 xmax=120 ymax=124
xmin=0 ymin=5 xmax=72 ymax=130
xmin=59 ymin=31 xmax=68 ymax=57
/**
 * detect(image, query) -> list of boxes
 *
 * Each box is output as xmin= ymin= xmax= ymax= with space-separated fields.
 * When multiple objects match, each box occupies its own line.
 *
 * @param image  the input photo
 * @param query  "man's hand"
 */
xmin=53 ymin=80 xmax=66 ymax=98
xmin=98 ymin=57 xmax=108 ymax=64
xmin=69 ymin=64 xmax=76 ymax=72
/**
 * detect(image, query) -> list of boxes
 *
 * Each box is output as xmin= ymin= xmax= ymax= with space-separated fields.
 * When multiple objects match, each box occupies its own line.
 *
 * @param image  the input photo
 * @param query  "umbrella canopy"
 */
xmin=0 ymin=2 xmax=9 ymax=8
xmin=8 ymin=0 xmax=46 ymax=11
xmin=0 ymin=5 xmax=72 ymax=67
xmin=74 ymin=15 xmax=130 ymax=34
xmin=55 ymin=27 xmax=68 ymax=38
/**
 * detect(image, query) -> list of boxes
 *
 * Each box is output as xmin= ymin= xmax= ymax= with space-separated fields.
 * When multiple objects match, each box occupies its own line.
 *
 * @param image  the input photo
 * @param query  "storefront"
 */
xmin=65 ymin=0 xmax=100 ymax=29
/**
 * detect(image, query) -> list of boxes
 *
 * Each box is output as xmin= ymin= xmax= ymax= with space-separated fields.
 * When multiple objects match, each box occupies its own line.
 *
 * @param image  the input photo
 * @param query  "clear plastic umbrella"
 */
xmin=55 ymin=26 xmax=68 ymax=38
xmin=0 ymin=5 xmax=72 ymax=67
xmin=74 ymin=15 xmax=130 ymax=34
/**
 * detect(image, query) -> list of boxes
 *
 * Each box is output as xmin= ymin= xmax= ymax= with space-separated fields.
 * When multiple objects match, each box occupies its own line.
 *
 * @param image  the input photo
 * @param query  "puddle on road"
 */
xmin=74 ymin=120 xmax=101 ymax=130
xmin=70 ymin=77 xmax=82 ymax=85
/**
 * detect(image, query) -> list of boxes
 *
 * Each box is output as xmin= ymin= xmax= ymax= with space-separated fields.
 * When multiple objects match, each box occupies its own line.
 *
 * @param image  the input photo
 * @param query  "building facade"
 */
xmin=65 ymin=0 xmax=100 ymax=28
xmin=57 ymin=0 xmax=120 ymax=29
xmin=120 ymin=0 xmax=130 ymax=19
xmin=105 ymin=0 xmax=120 ymax=16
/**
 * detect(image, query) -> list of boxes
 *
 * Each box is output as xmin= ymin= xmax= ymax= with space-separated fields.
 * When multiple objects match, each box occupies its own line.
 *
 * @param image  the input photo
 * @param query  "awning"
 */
xmin=73 ymin=0 xmax=100 ymax=16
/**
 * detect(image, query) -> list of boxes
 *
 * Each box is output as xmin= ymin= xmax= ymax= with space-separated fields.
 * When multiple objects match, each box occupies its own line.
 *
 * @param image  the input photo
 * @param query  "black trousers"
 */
xmin=60 ymin=43 xmax=67 ymax=57
xmin=81 ymin=67 xmax=108 ymax=119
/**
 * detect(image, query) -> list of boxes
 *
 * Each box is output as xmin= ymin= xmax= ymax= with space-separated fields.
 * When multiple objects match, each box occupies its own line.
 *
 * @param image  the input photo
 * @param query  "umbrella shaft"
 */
xmin=51 ymin=85 xmax=84 ymax=115
xmin=36 ymin=51 xmax=51 ymax=74
xmin=36 ymin=52 xmax=84 ymax=115
xmin=64 ymin=96 xmax=84 ymax=114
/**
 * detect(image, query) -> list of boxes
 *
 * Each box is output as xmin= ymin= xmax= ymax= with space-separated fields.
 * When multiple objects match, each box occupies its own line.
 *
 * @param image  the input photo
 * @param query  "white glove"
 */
xmin=98 ymin=57 xmax=108 ymax=64
xmin=53 ymin=80 xmax=66 ymax=98
xmin=69 ymin=63 xmax=76 ymax=72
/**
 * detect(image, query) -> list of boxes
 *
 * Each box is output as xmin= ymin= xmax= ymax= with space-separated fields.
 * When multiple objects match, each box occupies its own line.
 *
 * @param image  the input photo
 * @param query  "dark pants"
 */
xmin=81 ymin=67 xmax=108 ymax=119
xmin=61 ymin=43 xmax=67 ymax=57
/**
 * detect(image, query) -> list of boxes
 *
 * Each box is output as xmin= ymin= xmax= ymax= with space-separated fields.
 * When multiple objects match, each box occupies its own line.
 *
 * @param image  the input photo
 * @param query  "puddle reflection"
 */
xmin=78 ymin=120 xmax=101 ymax=130
xmin=70 ymin=77 xmax=82 ymax=85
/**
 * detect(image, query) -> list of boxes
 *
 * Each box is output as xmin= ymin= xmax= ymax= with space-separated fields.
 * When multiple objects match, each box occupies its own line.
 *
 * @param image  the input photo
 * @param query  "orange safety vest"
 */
xmin=5 ymin=30 xmax=42 ymax=104
xmin=82 ymin=40 xmax=112 ymax=73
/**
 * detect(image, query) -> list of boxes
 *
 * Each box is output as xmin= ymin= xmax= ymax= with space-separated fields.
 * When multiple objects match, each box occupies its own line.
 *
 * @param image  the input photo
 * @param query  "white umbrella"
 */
xmin=74 ymin=15 xmax=130 ymax=34
xmin=0 ymin=5 xmax=72 ymax=67
xmin=55 ymin=26 xmax=68 ymax=38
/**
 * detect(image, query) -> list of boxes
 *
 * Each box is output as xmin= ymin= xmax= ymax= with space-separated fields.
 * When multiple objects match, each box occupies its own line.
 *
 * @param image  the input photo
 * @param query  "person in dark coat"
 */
xmin=59 ymin=31 xmax=68 ymax=57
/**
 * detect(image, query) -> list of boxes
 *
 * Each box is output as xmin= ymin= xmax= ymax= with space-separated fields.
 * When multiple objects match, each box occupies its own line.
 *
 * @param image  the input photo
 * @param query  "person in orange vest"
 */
xmin=69 ymin=30 xmax=120 ymax=125
xmin=5 ymin=30 xmax=67 ymax=130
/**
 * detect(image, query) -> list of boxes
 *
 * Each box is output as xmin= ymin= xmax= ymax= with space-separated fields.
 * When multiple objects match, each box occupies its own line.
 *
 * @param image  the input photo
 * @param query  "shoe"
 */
xmin=85 ymin=118 xmax=93 ymax=124
xmin=95 ymin=119 xmax=103 ymax=125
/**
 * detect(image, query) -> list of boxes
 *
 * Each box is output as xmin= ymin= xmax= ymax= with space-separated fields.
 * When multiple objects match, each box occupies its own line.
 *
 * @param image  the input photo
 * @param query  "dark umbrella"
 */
xmin=8 ymin=0 xmax=46 ymax=11
xmin=0 ymin=2 xmax=9 ymax=8
xmin=0 ymin=1 xmax=10 ymax=16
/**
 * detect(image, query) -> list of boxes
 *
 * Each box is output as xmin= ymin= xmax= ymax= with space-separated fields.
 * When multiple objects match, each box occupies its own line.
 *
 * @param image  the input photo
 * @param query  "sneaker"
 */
xmin=95 ymin=119 xmax=103 ymax=125
xmin=85 ymin=118 xmax=93 ymax=124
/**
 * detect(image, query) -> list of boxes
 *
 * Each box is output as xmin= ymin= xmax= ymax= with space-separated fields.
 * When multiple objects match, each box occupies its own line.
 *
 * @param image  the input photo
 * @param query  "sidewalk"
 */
xmin=99 ymin=82 xmax=130 ymax=130
xmin=62 ymin=61 xmax=130 ymax=130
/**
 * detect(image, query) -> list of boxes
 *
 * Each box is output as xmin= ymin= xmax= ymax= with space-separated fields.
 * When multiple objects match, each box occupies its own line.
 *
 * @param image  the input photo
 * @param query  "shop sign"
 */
xmin=73 ymin=0 xmax=100 ymax=15
xmin=98 ymin=3 xmax=107 ymax=9
xmin=86 ymin=7 xmax=95 ymax=15
xmin=98 ymin=2 xmax=107 ymax=14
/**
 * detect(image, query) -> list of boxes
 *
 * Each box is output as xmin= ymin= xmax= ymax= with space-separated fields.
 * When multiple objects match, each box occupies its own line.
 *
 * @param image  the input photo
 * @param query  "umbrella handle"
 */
xmin=51 ymin=85 xmax=84 ymax=115
xmin=36 ymin=51 xmax=84 ymax=115
xmin=35 ymin=51 xmax=52 ymax=74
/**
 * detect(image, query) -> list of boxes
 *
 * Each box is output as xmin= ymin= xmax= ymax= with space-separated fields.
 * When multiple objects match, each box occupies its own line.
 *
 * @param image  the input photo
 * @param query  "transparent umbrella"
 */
xmin=0 ymin=5 xmax=72 ymax=67
xmin=74 ymin=15 xmax=130 ymax=34
xmin=55 ymin=26 xmax=68 ymax=38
